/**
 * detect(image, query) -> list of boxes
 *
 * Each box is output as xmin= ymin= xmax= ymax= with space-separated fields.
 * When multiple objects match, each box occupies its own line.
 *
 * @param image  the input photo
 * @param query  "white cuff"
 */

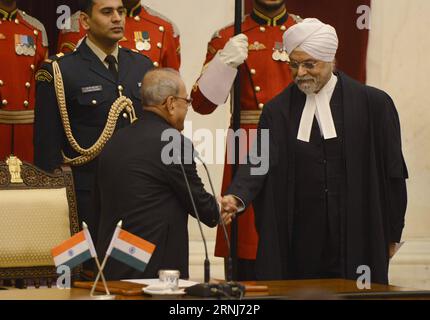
xmin=197 ymin=54 xmax=238 ymax=105
xmin=232 ymin=195 xmax=246 ymax=213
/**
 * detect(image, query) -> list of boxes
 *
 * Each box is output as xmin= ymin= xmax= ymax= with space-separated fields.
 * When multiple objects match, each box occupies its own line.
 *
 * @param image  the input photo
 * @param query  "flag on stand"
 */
xmin=51 ymin=228 xmax=97 ymax=269
xmin=106 ymin=225 xmax=156 ymax=272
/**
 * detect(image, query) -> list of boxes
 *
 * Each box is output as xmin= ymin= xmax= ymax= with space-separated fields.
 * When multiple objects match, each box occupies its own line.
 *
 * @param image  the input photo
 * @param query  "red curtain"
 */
xmin=245 ymin=0 xmax=370 ymax=83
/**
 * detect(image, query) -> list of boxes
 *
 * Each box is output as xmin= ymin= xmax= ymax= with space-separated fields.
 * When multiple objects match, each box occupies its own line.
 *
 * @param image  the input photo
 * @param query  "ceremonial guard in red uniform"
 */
xmin=191 ymin=0 xmax=301 ymax=279
xmin=57 ymin=0 xmax=181 ymax=70
xmin=0 ymin=1 xmax=48 ymax=162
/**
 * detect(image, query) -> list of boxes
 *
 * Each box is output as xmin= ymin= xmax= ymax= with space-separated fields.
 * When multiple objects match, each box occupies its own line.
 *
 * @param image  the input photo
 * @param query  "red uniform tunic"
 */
xmin=57 ymin=4 xmax=181 ymax=70
xmin=0 ymin=9 xmax=48 ymax=162
xmin=191 ymin=9 xmax=300 ymax=259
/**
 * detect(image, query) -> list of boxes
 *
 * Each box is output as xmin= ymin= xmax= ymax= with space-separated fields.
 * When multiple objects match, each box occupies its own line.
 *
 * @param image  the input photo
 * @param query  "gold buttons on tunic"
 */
xmin=281 ymin=25 xmax=287 ymax=31
xmin=255 ymin=86 xmax=261 ymax=92
xmin=157 ymin=42 xmax=162 ymax=49
xmin=25 ymin=82 xmax=31 ymax=88
xmin=2 ymin=100 xmax=8 ymax=106
xmin=258 ymin=103 xmax=264 ymax=109
xmin=0 ymin=80 xmax=3 ymax=86
xmin=259 ymin=26 xmax=266 ymax=32
xmin=34 ymin=30 xmax=38 ymax=36
xmin=159 ymin=26 xmax=165 ymax=32
xmin=250 ymin=69 xmax=256 ymax=75
xmin=134 ymin=15 xmax=141 ymax=22
xmin=92 ymin=100 xmax=97 ymax=105
xmin=14 ymin=19 xmax=19 ymax=24
xmin=30 ymin=64 xmax=35 ymax=70
xmin=24 ymin=101 xmax=29 ymax=107
xmin=153 ymin=61 xmax=159 ymax=67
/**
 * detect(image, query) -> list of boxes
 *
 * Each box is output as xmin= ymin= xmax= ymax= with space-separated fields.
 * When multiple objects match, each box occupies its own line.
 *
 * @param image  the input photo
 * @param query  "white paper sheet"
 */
xmin=122 ymin=279 xmax=198 ymax=288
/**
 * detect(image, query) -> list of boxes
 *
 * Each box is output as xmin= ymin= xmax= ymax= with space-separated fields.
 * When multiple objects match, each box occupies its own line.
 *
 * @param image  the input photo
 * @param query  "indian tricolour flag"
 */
xmin=106 ymin=225 xmax=156 ymax=272
xmin=51 ymin=228 xmax=97 ymax=269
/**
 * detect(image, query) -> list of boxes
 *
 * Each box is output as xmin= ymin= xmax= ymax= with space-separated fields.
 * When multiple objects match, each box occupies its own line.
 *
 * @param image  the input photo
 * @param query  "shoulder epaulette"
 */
xmin=210 ymin=15 xmax=249 ymax=40
xmin=19 ymin=10 xmax=48 ymax=47
xmin=60 ymin=11 xmax=81 ymax=34
xmin=43 ymin=52 xmax=66 ymax=64
xmin=290 ymin=13 xmax=304 ymax=23
xmin=36 ymin=53 xmax=67 ymax=82
xmin=141 ymin=5 xmax=180 ymax=38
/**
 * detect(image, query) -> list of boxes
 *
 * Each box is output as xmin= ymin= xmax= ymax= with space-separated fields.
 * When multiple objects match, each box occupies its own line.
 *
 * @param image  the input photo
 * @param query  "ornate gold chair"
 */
xmin=0 ymin=156 xmax=80 ymax=288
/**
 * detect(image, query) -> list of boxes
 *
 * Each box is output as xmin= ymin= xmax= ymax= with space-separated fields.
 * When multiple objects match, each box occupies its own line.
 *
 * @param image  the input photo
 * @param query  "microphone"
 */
xmin=193 ymin=154 xmax=245 ymax=298
xmin=176 ymin=156 xmax=218 ymax=297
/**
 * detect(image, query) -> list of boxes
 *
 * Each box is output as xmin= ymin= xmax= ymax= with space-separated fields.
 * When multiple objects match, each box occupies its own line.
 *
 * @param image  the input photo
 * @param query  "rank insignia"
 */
xmin=15 ymin=34 xmax=35 ymax=56
xmin=35 ymin=69 xmax=53 ymax=83
xmin=248 ymin=41 xmax=266 ymax=51
xmin=135 ymin=31 xmax=151 ymax=51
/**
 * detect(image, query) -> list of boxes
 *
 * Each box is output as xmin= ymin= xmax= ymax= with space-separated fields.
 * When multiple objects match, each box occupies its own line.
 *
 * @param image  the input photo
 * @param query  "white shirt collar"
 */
xmin=297 ymin=73 xmax=338 ymax=142
xmin=85 ymin=37 xmax=119 ymax=68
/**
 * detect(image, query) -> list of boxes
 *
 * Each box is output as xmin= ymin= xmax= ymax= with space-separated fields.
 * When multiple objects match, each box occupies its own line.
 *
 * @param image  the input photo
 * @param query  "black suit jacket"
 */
xmin=95 ymin=111 xmax=219 ymax=280
xmin=34 ymin=40 xmax=153 ymax=191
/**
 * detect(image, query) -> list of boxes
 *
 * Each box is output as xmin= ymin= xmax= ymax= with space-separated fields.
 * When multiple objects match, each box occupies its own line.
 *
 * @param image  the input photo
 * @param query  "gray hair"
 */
xmin=141 ymin=68 xmax=181 ymax=106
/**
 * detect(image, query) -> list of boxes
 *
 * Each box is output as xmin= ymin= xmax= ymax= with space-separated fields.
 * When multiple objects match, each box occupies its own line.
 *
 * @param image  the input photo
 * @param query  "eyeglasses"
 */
xmin=173 ymin=96 xmax=193 ymax=107
xmin=288 ymin=60 xmax=321 ymax=70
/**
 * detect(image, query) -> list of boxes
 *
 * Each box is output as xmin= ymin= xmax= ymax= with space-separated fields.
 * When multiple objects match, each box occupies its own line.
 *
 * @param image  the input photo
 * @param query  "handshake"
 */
xmin=218 ymin=195 xmax=242 ymax=226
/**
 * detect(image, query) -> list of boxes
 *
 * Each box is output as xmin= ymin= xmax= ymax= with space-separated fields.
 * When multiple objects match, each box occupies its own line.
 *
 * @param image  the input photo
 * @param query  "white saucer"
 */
xmin=143 ymin=287 xmax=185 ymax=296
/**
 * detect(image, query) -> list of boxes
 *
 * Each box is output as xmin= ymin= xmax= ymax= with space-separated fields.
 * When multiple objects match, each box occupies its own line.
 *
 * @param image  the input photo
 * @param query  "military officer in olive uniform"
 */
xmin=34 ymin=0 xmax=153 ymax=241
xmin=57 ymin=0 xmax=180 ymax=70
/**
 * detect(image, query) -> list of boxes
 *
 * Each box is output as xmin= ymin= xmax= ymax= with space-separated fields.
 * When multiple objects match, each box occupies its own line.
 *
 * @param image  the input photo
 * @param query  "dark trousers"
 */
xmin=224 ymin=258 xmax=256 ymax=281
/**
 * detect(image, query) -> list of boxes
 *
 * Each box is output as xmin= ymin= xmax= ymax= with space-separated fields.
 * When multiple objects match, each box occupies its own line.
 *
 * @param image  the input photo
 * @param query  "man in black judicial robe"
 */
xmin=221 ymin=18 xmax=408 ymax=284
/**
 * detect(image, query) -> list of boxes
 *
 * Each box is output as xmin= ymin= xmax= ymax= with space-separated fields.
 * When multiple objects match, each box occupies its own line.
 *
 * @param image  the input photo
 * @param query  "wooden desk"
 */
xmin=0 ymin=279 xmax=429 ymax=300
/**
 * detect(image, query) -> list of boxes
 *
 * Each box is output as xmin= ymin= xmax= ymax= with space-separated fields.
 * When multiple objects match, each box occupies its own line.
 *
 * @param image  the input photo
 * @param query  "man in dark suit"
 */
xmin=34 ymin=0 xmax=153 ymax=240
xmin=95 ymin=68 xmax=228 ymax=279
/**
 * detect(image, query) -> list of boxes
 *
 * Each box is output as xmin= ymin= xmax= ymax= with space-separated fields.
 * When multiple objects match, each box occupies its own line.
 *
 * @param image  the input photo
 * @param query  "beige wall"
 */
xmin=367 ymin=0 xmax=430 ymax=238
xmin=367 ymin=0 xmax=430 ymax=288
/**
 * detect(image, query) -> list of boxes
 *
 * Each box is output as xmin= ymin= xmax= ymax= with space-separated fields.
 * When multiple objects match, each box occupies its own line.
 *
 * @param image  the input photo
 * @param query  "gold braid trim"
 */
xmin=52 ymin=61 xmax=137 ymax=166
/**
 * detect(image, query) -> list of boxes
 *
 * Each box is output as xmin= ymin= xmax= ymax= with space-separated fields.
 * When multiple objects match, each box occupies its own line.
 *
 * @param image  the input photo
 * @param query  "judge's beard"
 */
xmin=295 ymin=76 xmax=320 ymax=95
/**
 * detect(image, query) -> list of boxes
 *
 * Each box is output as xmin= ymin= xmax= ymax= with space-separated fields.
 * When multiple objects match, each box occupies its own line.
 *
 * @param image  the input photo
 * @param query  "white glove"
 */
xmin=218 ymin=34 xmax=249 ymax=68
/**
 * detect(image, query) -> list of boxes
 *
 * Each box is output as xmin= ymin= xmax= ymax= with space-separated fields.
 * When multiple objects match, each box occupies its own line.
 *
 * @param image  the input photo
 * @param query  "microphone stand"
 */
xmin=177 ymin=158 xmax=218 ymax=297
xmin=194 ymin=155 xmax=245 ymax=298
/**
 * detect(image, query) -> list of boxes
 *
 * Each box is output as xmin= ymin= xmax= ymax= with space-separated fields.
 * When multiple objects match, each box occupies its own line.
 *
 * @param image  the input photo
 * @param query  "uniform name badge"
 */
xmin=135 ymin=31 xmax=151 ymax=51
xmin=15 ymin=34 xmax=35 ymax=56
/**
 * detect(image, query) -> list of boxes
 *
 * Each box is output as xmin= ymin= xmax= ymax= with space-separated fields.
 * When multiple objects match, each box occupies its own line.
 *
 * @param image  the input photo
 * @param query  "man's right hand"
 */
xmin=218 ymin=195 xmax=242 ymax=225
xmin=218 ymin=34 xmax=249 ymax=68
